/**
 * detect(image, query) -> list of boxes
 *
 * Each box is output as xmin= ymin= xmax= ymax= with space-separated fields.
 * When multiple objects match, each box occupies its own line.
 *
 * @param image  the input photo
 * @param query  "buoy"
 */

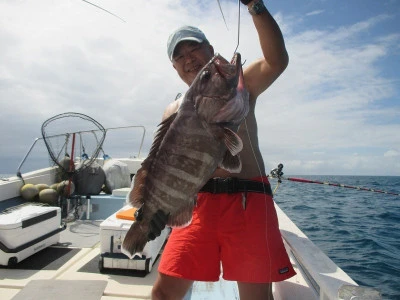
xmin=57 ymin=180 xmax=75 ymax=196
xmin=56 ymin=156 xmax=75 ymax=181
xmin=36 ymin=183 xmax=50 ymax=192
xmin=20 ymin=184 xmax=39 ymax=201
xmin=39 ymin=188 xmax=58 ymax=205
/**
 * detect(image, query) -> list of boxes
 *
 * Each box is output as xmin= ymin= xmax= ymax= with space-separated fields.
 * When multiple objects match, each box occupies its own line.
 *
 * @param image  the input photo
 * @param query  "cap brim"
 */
xmin=170 ymin=37 xmax=203 ymax=60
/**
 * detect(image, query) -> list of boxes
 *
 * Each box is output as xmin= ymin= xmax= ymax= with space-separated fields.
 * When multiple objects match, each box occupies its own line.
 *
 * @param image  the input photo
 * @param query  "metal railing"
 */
xmin=16 ymin=125 xmax=146 ymax=177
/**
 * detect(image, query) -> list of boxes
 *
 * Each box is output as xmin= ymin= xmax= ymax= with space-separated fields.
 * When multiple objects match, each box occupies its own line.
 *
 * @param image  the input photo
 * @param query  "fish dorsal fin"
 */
xmin=143 ymin=112 xmax=177 ymax=169
xmin=219 ymin=151 xmax=242 ymax=173
xmin=129 ymin=167 xmax=147 ymax=207
xmin=129 ymin=112 xmax=177 ymax=207
xmin=223 ymin=127 xmax=243 ymax=156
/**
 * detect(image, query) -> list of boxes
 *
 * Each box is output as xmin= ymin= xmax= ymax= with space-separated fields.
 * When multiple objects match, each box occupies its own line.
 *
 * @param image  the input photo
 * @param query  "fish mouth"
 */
xmin=211 ymin=52 xmax=241 ymax=66
xmin=230 ymin=52 xmax=241 ymax=68
xmin=231 ymin=53 xmax=243 ymax=90
xmin=209 ymin=52 xmax=248 ymax=124
xmin=213 ymin=52 xmax=242 ymax=84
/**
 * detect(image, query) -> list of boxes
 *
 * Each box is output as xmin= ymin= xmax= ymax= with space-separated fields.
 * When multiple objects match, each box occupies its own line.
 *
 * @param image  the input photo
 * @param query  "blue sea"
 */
xmin=272 ymin=175 xmax=400 ymax=300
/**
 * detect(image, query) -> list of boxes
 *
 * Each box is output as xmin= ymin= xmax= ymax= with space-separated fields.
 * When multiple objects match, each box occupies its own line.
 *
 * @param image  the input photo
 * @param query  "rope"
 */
xmin=269 ymin=164 xmax=399 ymax=197
xmin=273 ymin=180 xmax=281 ymax=195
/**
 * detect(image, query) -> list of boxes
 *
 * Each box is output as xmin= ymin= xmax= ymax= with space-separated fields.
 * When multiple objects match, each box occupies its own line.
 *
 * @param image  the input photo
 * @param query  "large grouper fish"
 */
xmin=122 ymin=52 xmax=249 ymax=257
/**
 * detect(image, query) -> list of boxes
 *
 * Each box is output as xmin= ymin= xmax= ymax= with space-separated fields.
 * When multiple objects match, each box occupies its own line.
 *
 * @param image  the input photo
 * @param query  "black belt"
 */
xmin=199 ymin=177 xmax=272 ymax=196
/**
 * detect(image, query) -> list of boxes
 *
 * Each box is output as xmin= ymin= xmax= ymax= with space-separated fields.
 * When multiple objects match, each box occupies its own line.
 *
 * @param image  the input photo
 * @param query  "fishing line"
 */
xmin=219 ymin=0 xmax=273 ymax=293
xmin=233 ymin=0 xmax=241 ymax=55
xmin=243 ymin=119 xmax=264 ymax=180
xmin=216 ymin=0 xmax=241 ymax=54
xmin=237 ymin=0 xmax=273 ymax=290
xmin=81 ymin=0 xmax=126 ymax=23
xmin=243 ymin=118 xmax=273 ymax=293
xmin=217 ymin=0 xmax=229 ymax=30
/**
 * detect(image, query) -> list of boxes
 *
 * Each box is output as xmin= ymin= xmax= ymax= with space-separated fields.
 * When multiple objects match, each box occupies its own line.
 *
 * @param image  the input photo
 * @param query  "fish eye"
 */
xmin=200 ymin=69 xmax=211 ymax=81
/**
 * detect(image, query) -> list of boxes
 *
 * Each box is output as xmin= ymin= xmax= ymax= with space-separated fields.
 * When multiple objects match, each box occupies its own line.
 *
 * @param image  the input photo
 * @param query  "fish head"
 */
xmin=188 ymin=52 xmax=249 ymax=126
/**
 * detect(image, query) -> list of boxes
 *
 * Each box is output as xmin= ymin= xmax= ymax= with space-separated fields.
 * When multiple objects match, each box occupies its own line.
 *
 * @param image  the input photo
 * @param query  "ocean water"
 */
xmin=0 ymin=174 xmax=15 ymax=181
xmin=273 ymin=175 xmax=400 ymax=300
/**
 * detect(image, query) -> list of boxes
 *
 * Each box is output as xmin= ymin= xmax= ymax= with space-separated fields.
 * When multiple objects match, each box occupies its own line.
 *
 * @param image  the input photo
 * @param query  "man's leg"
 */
xmin=237 ymin=282 xmax=274 ymax=300
xmin=152 ymin=272 xmax=194 ymax=300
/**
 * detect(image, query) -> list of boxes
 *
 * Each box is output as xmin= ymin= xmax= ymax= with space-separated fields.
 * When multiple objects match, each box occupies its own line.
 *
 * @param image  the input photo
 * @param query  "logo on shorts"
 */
xmin=279 ymin=267 xmax=289 ymax=274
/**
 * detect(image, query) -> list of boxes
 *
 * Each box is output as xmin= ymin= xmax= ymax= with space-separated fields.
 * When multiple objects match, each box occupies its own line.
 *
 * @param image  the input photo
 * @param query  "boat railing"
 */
xmin=16 ymin=125 xmax=146 ymax=178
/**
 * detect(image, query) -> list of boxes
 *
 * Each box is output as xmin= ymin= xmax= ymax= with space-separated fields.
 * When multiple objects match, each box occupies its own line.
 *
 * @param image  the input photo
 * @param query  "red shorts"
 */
xmin=158 ymin=176 xmax=296 ymax=282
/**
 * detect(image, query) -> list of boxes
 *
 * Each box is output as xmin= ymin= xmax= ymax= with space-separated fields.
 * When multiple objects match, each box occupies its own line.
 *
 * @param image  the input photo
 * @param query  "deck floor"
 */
xmin=0 ymin=209 xmax=313 ymax=300
xmin=0 ymin=220 xmax=159 ymax=300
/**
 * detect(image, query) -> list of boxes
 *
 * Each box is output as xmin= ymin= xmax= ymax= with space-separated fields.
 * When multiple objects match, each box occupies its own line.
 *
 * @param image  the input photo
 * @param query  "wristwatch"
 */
xmin=248 ymin=0 xmax=267 ymax=16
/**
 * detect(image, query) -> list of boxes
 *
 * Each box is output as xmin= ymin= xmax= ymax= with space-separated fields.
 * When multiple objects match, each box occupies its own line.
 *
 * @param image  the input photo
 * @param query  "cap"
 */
xmin=167 ymin=26 xmax=208 ymax=61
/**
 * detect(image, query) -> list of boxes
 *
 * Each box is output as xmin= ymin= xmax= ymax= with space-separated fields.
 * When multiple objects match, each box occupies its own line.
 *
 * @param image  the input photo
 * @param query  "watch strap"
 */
xmin=248 ymin=0 xmax=267 ymax=16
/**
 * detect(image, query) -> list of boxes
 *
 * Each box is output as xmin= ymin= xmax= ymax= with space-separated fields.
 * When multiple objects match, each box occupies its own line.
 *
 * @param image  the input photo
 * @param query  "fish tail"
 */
xmin=121 ymin=221 xmax=149 ymax=259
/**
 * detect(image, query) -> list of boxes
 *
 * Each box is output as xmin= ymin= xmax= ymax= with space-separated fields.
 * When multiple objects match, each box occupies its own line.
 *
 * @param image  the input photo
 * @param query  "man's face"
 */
xmin=172 ymin=41 xmax=214 ymax=86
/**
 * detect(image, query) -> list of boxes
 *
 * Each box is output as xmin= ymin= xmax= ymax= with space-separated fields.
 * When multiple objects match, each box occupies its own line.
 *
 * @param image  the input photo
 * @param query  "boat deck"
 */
xmin=0 ymin=206 xmax=316 ymax=300
xmin=0 ymin=219 xmax=162 ymax=300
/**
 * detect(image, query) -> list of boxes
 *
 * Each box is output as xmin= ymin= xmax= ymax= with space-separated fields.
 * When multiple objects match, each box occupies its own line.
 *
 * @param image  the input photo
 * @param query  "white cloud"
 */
xmin=0 ymin=1 xmax=399 ymax=175
xmin=384 ymin=150 xmax=399 ymax=157
xmin=306 ymin=10 xmax=325 ymax=17
xmin=259 ymin=24 xmax=399 ymax=174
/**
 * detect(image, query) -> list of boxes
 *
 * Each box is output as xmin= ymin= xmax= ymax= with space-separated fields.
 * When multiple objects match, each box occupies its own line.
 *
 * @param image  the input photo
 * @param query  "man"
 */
xmin=152 ymin=0 xmax=295 ymax=299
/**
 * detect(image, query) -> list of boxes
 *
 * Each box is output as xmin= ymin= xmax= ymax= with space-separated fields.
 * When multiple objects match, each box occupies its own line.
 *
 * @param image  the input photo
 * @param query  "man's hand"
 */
xmin=148 ymin=210 xmax=169 ymax=241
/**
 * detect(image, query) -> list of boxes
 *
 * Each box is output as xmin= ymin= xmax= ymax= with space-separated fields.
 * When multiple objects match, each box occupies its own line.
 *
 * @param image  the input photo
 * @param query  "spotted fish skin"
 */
xmin=122 ymin=53 xmax=249 ymax=257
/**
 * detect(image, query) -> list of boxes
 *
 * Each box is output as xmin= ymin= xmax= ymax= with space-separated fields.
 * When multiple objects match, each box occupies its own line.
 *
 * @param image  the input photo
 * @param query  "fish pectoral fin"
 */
xmin=219 ymin=151 xmax=242 ymax=173
xmin=221 ymin=127 xmax=243 ymax=172
xmin=223 ymin=127 xmax=243 ymax=156
xmin=212 ymin=90 xmax=249 ymax=123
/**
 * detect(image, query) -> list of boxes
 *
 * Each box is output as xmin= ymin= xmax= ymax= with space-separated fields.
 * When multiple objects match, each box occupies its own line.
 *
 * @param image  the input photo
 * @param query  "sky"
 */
xmin=0 ymin=0 xmax=399 ymax=176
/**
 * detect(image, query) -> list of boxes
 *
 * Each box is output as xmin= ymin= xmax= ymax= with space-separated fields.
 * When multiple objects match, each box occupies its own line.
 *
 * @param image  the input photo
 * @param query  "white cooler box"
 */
xmin=99 ymin=205 xmax=169 ymax=273
xmin=0 ymin=204 xmax=64 ymax=266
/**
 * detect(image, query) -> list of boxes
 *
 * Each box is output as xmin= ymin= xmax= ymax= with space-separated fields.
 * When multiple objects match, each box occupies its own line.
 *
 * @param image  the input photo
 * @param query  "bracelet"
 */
xmin=248 ymin=0 xmax=267 ymax=16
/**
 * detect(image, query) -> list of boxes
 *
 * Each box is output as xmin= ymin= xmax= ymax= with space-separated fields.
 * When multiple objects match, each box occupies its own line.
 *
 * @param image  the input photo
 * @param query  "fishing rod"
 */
xmin=269 ymin=164 xmax=400 ymax=197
